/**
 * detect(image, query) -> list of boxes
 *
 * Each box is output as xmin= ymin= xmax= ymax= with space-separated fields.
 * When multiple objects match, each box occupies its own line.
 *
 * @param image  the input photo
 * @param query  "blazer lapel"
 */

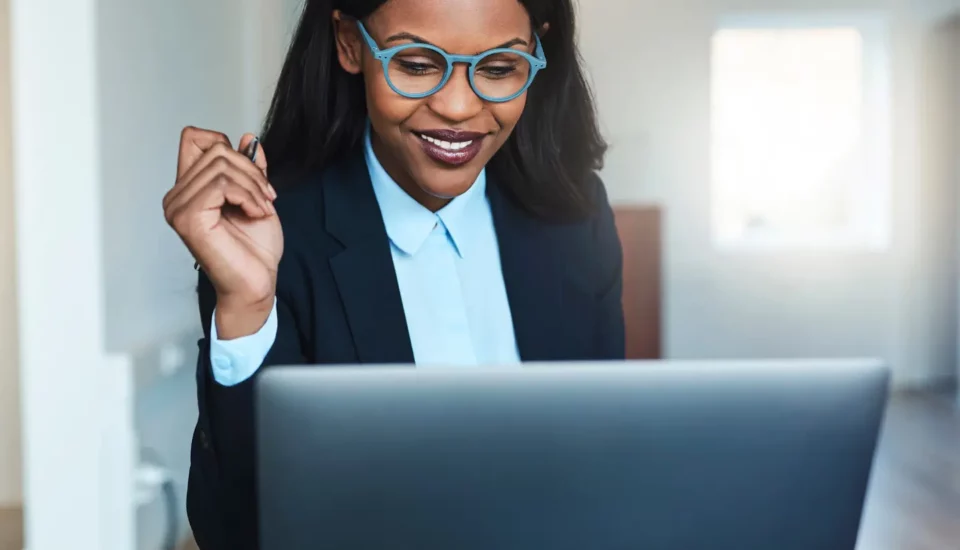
xmin=488 ymin=182 xmax=586 ymax=361
xmin=323 ymin=152 xmax=415 ymax=364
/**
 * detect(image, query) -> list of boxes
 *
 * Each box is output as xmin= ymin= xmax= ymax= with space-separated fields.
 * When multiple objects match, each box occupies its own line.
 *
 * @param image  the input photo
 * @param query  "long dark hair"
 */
xmin=261 ymin=0 xmax=607 ymax=220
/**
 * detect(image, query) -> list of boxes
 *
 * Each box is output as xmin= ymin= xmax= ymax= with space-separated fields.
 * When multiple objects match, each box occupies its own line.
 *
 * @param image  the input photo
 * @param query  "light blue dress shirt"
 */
xmin=209 ymin=128 xmax=520 ymax=386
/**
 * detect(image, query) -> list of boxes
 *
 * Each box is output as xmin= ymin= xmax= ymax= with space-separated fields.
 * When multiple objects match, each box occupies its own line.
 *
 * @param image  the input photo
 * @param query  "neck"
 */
xmin=370 ymin=130 xmax=450 ymax=213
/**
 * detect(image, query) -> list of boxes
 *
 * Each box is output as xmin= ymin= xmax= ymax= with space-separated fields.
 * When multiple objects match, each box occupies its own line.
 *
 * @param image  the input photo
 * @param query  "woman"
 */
xmin=163 ymin=0 xmax=624 ymax=547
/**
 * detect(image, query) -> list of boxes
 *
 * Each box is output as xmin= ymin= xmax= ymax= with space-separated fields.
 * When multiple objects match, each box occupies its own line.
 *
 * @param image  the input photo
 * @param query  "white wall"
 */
xmin=917 ymin=14 xmax=960 ymax=396
xmin=97 ymin=1 xmax=304 ymax=354
xmin=93 ymin=0 xmax=302 ymax=546
xmin=250 ymin=0 xmax=306 ymax=123
xmin=952 ymin=19 xmax=960 ymax=394
xmin=95 ymin=2 xmax=251 ymax=543
xmin=8 ymin=0 xmax=299 ymax=546
xmin=99 ymin=1 xmax=253 ymax=354
xmin=12 ymin=0 xmax=113 ymax=546
xmin=579 ymin=0 xmax=960 ymax=387
xmin=0 ymin=0 xmax=21 ymax=509
xmin=926 ymin=14 xmax=960 ymax=396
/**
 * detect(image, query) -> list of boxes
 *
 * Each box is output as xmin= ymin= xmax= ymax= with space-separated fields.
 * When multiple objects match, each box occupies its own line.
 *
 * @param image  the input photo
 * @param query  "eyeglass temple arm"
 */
xmin=353 ymin=19 xmax=382 ymax=55
xmin=534 ymin=32 xmax=546 ymax=67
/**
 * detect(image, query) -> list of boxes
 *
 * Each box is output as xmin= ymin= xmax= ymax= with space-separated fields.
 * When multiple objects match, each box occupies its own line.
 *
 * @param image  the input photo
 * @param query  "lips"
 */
xmin=414 ymin=129 xmax=487 ymax=167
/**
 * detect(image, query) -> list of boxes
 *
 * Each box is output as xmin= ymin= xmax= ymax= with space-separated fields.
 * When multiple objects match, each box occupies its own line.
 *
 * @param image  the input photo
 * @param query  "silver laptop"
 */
xmin=257 ymin=359 xmax=889 ymax=550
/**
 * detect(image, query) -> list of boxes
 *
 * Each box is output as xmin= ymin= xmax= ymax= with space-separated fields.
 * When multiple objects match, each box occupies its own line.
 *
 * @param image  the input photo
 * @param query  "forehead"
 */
xmin=369 ymin=0 xmax=532 ymax=51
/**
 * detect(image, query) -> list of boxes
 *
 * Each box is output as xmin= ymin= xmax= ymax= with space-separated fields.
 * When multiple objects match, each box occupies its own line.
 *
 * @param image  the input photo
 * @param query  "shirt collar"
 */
xmin=364 ymin=124 xmax=486 ymax=258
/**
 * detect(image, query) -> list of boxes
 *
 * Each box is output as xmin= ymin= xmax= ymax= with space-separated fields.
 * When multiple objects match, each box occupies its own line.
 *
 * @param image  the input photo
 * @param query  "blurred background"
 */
xmin=1 ymin=0 xmax=959 ymax=548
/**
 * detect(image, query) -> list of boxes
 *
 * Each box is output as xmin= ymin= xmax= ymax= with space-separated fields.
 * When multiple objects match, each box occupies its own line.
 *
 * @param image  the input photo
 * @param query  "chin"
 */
xmin=416 ymin=166 xmax=483 ymax=200
xmin=419 ymin=181 xmax=473 ymax=201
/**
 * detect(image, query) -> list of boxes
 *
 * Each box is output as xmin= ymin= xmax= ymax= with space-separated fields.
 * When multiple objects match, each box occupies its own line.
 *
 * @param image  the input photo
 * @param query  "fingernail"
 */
xmin=266 ymin=200 xmax=276 ymax=215
xmin=268 ymin=184 xmax=278 ymax=199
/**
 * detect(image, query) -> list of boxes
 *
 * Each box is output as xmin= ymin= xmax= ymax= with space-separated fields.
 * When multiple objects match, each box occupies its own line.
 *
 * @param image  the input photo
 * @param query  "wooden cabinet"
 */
xmin=613 ymin=207 xmax=662 ymax=359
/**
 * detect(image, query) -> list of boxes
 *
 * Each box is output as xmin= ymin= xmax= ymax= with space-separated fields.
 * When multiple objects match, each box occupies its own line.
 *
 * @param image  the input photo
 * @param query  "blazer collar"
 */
xmin=321 ymin=148 xmax=582 ymax=364
xmin=322 ymin=149 xmax=415 ymax=364
xmin=486 ymin=182 xmax=581 ymax=361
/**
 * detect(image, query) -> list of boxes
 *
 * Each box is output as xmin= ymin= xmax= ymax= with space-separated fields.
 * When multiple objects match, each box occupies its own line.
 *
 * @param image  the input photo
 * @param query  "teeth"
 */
xmin=420 ymin=134 xmax=474 ymax=151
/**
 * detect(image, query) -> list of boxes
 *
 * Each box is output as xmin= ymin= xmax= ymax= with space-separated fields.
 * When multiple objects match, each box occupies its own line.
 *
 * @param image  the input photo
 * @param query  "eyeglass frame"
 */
xmin=355 ymin=20 xmax=547 ymax=103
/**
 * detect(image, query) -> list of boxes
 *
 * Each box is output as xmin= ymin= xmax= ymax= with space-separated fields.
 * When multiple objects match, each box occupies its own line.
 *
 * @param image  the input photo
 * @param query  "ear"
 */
xmin=332 ymin=10 xmax=363 ymax=75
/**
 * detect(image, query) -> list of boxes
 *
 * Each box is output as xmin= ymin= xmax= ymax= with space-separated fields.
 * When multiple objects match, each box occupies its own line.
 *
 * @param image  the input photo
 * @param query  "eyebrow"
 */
xmin=384 ymin=32 xmax=528 ymax=51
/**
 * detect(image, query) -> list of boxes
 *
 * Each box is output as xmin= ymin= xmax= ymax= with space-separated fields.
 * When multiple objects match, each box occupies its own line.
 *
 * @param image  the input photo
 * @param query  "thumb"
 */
xmin=237 ymin=133 xmax=269 ymax=176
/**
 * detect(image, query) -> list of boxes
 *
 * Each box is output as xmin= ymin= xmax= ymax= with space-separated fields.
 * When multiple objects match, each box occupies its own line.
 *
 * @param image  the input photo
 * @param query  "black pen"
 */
xmin=245 ymin=136 xmax=260 ymax=163
xmin=194 ymin=137 xmax=261 ymax=271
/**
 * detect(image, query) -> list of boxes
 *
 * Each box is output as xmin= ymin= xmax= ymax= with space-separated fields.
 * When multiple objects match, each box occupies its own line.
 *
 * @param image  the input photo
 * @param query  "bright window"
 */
xmin=711 ymin=15 xmax=891 ymax=249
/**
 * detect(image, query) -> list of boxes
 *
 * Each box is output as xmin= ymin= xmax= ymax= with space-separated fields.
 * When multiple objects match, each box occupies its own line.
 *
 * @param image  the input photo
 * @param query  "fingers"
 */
xmin=165 ymin=174 xmax=266 ymax=236
xmin=165 ymin=141 xmax=274 ymax=210
xmin=177 ymin=126 xmax=232 ymax=180
xmin=165 ymin=157 xmax=275 ymax=218
xmin=165 ymin=126 xmax=279 ymax=244
xmin=200 ymin=177 xmax=267 ymax=219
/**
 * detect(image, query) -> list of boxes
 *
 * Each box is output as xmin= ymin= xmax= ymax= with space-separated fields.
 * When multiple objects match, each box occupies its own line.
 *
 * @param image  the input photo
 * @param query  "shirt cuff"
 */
xmin=209 ymin=298 xmax=278 ymax=387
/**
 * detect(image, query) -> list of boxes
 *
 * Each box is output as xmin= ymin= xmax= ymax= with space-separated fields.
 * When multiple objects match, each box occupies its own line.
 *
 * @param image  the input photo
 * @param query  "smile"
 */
xmin=415 ymin=130 xmax=487 ymax=167
xmin=419 ymin=134 xmax=474 ymax=151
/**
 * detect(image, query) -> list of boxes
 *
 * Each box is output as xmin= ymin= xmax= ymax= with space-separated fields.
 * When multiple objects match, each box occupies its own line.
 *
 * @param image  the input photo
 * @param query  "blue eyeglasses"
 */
xmin=356 ymin=21 xmax=547 ymax=103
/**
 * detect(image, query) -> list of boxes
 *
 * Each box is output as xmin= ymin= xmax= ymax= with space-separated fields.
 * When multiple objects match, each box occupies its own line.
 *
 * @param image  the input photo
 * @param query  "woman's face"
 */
xmin=334 ymin=0 xmax=537 ymax=210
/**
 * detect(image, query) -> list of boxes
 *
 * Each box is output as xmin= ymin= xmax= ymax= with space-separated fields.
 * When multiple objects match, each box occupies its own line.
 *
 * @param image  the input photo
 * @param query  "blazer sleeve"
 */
xmin=187 ymin=253 xmax=309 ymax=549
xmin=591 ymin=177 xmax=626 ymax=359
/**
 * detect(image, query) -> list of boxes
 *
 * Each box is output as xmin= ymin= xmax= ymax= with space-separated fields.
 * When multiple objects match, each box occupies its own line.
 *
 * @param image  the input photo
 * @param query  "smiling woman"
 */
xmin=162 ymin=0 xmax=622 ymax=548
xmin=263 ymin=0 xmax=606 ymax=215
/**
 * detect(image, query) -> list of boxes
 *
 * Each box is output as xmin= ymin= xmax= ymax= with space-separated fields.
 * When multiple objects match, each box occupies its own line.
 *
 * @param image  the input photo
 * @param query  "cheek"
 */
xmin=489 ymin=96 xmax=527 ymax=138
xmin=363 ymin=65 xmax=419 ymax=128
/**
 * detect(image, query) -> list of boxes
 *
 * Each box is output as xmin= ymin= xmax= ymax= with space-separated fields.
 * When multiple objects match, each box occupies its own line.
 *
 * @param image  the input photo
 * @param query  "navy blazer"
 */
xmin=186 ymin=149 xmax=625 ymax=549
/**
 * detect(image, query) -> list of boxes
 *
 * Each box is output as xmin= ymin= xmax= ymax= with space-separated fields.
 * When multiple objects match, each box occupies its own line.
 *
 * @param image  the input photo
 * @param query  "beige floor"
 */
xmin=3 ymin=391 xmax=959 ymax=550
xmin=856 ymin=391 xmax=960 ymax=549
xmin=0 ymin=509 xmax=200 ymax=550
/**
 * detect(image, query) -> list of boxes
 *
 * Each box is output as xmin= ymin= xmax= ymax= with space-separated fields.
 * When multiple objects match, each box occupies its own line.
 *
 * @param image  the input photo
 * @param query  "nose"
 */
xmin=427 ymin=64 xmax=484 ymax=122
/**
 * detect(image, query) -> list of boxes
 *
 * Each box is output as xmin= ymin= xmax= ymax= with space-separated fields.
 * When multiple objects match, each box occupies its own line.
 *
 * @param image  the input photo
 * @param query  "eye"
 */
xmin=477 ymin=64 xmax=518 ymax=78
xmin=394 ymin=58 xmax=443 ymax=75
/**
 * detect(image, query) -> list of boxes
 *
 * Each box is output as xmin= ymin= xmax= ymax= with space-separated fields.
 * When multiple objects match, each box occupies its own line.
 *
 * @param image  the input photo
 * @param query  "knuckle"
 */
xmin=211 ymin=141 xmax=230 ymax=153
xmin=211 ymin=156 xmax=231 ymax=171
xmin=170 ymin=210 xmax=187 ymax=231
xmin=172 ymin=210 xmax=206 ymax=239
